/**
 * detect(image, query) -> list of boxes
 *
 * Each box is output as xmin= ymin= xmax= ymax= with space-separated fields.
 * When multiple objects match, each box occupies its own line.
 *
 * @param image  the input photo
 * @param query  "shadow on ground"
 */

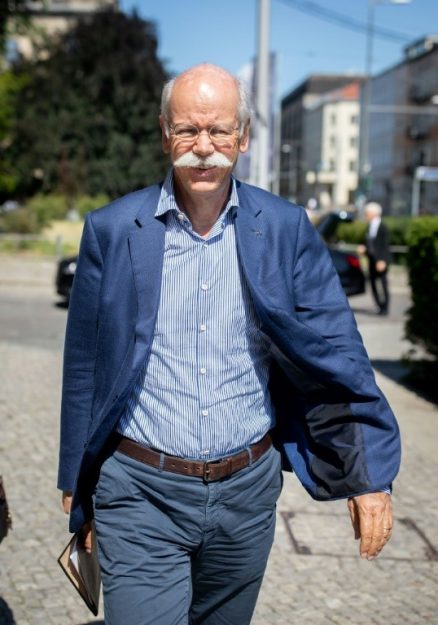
xmin=350 ymin=305 xmax=379 ymax=317
xmin=54 ymin=300 xmax=69 ymax=309
xmin=371 ymin=358 xmax=409 ymax=384
xmin=0 ymin=598 xmax=16 ymax=625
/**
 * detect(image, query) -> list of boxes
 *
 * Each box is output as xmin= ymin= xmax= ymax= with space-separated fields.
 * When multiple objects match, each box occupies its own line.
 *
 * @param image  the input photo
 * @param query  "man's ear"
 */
xmin=159 ymin=115 xmax=171 ymax=154
xmin=239 ymin=123 xmax=250 ymax=154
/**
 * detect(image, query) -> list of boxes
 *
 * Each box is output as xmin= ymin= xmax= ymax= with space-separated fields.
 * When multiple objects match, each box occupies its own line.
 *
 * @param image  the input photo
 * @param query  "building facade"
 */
xmin=303 ymin=82 xmax=361 ymax=209
xmin=366 ymin=35 xmax=438 ymax=215
xmin=279 ymin=74 xmax=363 ymax=206
xmin=11 ymin=0 xmax=118 ymax=58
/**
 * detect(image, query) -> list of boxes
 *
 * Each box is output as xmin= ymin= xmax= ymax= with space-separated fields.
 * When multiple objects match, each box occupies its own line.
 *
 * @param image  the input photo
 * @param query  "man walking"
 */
xmin=59 ymin=64 xmax=400 ymax=625
xmin=359 ymin=201 xmax=391 ymax=315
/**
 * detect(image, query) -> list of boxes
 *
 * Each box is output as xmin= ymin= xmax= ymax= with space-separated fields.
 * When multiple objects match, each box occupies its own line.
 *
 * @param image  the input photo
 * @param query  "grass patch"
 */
xmin=0 ymin=238 xmax=77 ymax=256
xmin=42 ymin=220 xmax=84 ymax=247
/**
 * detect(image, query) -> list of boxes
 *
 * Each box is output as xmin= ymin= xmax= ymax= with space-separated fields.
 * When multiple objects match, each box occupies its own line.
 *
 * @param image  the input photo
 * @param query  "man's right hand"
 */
xmin=61 ymin=490 xmax=93 ymax=553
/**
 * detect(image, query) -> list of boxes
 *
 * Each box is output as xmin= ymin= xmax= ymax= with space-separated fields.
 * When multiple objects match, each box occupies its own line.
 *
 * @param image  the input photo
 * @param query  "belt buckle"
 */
xmin=203 ymin=457 xmax=231 ymax=482
xmin=203 ymin=460 xmax=215 ymax=482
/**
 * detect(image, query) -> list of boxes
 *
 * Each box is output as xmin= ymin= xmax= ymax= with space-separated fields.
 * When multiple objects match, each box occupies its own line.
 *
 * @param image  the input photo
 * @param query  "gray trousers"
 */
xmin=93 ymin=444 xmax=283 ymax=625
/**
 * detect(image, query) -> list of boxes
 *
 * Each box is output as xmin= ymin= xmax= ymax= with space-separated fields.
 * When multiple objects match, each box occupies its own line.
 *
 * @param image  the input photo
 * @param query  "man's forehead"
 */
xmin=173 ymin=74 xmax=237 ymax=99
xmin=169 ymin=76 xmax=239 ymax=116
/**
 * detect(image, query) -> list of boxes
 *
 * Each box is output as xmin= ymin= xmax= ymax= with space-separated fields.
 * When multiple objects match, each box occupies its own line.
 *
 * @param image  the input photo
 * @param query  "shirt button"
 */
xmin=177 ymin=213 xmax=184 ymax=220
xmin=200 ymin=367 xmax=206 ymax=374
xmin=201 ymin=409 xmax=209 ymax=417
xmin=200 ymin=324 xmax=207 ymax=331
xmin=201 ymin=283 xmax=209 ymax=290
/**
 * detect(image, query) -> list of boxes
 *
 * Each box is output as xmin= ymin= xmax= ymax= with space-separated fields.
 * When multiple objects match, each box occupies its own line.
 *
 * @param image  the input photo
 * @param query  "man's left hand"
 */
xmin=347 ymin=492 xmax=393 ymax=560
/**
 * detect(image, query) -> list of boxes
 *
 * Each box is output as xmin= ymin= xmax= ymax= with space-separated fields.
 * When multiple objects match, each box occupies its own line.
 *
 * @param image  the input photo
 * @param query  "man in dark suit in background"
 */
xmin=359 ymin=202 xmax=391 ymax=315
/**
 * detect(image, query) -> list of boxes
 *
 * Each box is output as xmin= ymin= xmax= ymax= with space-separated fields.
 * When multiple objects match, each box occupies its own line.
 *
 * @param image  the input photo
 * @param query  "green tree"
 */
xmin=0 ymin=0 xmax=28 ymax=55
xmin=0 ymin=69 xmax=28 ymax=196
xmin=7 ymin=10 xmax=169 ymax=199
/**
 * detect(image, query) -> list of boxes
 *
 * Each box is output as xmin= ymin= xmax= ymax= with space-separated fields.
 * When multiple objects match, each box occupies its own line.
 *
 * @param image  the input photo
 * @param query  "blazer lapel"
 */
xmin=234 ymin=183 xmax=264 ymax=291
xmin=128 ymin=188 xmax=165 ymax=364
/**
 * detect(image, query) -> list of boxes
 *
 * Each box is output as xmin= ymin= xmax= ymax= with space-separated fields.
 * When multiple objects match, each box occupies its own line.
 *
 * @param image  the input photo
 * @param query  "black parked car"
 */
xmin=56 ymin=212 xmax=365 ymax=302
xmin=55 ymin=255 xmax=77 ymax=301
xmin=315 ymin=212 xmax=365 ymax=296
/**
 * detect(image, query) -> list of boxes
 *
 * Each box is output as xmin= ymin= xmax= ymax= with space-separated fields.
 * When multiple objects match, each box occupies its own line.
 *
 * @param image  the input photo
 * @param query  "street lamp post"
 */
xmin=255 ymin=0 xmax=271 ymax=190
xmin=359 ymin=0 xmax=412 ymax=197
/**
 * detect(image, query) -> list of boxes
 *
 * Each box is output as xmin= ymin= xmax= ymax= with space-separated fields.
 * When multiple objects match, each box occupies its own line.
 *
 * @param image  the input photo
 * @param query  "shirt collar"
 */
xmin=155 ymin=168 xmax=239 ymax=220
xmin=369 ymin=216 xmax=381 ymax=230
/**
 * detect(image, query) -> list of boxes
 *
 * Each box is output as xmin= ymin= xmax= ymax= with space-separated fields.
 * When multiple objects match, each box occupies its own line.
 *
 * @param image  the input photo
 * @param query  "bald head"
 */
xmin=161 ymin=64 xmax=251 ymax=136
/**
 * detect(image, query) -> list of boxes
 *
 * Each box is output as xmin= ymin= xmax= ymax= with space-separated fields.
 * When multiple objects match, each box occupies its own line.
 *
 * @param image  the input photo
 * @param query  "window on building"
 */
xmin=349 ymin=160 xmax=357 ymax=172
xmin=329 ymin=159 xmax=336 ymax=172
xmin=330 ymin=114 xmax=337 ymax=125
xmin=351 ymin=114 xmax=358 ymax=125
xmin=350 ymin=136 xmax=357 ymax=147
xmin=329 ymin=136 xmax=336 ymax=148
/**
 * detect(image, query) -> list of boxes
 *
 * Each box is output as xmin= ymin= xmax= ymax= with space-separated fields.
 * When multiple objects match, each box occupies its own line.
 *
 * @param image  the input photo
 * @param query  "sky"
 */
xmin=119 ymin=0 xmax=438 ymax=100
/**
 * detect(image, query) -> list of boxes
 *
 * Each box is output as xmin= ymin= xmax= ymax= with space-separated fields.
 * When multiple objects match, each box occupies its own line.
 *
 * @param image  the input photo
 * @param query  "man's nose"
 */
xmin=192 ymin=130 xmax=215 ymax=156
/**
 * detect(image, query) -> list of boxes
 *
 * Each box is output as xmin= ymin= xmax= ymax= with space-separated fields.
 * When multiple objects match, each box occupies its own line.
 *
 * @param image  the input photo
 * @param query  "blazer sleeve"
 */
xmin=292 ymin=208 xmax=370 ymax=365
xmin=283 ymin=209 xmax=400 ymax=498
xmin=57 ymin=213 xmax=103 ymax=492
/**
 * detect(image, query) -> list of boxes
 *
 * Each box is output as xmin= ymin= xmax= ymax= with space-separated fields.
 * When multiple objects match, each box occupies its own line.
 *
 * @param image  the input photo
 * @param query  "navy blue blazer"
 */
xmin=58 ymin=180 xmax=401 ymax=533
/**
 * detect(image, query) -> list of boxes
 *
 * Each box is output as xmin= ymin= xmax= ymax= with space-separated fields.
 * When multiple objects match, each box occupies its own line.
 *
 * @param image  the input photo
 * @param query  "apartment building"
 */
xmin=366 ymin=35 xmax=438 ymax=215
xmin=279 ymin=74 xmax=363 ymax=206
xmin=11 ymin=0 xmax=118 ymax=57
xmin=303 ymin=82 xmax=361 ymax=209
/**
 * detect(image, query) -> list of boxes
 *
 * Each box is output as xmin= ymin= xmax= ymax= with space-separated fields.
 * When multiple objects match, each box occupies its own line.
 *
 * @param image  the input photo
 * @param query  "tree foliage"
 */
xmin=0 ymin=69 xmax=28 ymax=195
xmin=6 ymin=10 xmax=169 ymax=200
xmin=405 ymin=216 xmax=438 ymax=359
xmin=0 ymin=0 xmax=29 ymax=55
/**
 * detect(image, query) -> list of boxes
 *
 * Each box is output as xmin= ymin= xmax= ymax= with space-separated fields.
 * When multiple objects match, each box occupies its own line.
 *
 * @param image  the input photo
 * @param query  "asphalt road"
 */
xmin=0 ymin=286 xmax=67 ymax=352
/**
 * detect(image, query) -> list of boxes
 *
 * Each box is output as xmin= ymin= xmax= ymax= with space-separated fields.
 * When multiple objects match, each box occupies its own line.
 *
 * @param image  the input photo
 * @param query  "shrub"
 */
xmin=336 ymin=217 xmax=410 ymax=246
xmin=336 ymin=221 xmax=367 ymax=244
xmin=0 ymin=208 xmax=40 ymax=233
xmin=405 ymin=217 xmax=438 ymax=360
xmin=75 ymin=194 xmax=110 ymax=218
xmin=12 ymin=193 xmax=109 ymax=230
xmin=25 ymin=194 xmax=69 ymax=227
xmin=383 ymin=217 xmax=411 ymax=247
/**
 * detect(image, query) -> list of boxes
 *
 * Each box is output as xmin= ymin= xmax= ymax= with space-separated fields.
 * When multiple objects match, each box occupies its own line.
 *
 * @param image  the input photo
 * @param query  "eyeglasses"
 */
xmin=169 ymin=123 xmax=239 ymax=147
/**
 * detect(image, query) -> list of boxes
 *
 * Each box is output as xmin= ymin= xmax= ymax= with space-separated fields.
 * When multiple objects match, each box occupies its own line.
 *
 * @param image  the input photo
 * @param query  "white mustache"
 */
xmin=173 ymin=152 xmax=233 ymax=169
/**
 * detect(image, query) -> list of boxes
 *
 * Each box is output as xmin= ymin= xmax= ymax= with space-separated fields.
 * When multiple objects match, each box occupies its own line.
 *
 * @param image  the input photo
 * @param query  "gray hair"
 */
xmin=160 ymin=70 xmax=252 ymax=138
xmin=365 ymin=202 xmax=382 ymax=216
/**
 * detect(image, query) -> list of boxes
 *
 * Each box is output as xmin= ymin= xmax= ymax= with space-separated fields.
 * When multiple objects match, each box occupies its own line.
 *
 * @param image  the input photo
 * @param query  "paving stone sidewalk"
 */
xmin=0 ymin=256 xmax=437 ymax=625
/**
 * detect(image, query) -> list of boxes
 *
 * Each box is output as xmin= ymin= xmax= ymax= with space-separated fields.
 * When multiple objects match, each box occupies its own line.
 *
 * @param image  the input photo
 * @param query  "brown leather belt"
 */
xmin=115 ymin=433 xmax=272 ymax=482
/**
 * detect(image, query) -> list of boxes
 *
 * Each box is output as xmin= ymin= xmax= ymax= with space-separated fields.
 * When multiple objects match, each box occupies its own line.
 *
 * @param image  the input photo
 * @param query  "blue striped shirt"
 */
xmin=117 ymin=170 xmax=275 ymax=460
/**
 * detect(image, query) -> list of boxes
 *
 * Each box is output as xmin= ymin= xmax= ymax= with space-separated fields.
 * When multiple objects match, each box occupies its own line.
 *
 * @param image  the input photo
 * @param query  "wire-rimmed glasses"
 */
xmin=169 ymin=123 xmax=239 ymax=147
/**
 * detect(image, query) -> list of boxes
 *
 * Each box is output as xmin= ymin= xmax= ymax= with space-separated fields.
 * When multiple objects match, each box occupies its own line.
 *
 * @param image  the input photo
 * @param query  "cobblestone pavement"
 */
xmin=0 ymin=256 xmax=437 ymax=625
